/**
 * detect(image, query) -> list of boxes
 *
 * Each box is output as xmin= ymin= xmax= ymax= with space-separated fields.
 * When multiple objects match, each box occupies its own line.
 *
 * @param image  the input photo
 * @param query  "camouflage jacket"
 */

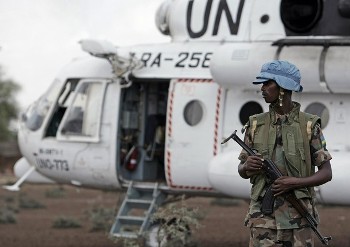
xmin=239 ymin=103 xmax=332 ymax=229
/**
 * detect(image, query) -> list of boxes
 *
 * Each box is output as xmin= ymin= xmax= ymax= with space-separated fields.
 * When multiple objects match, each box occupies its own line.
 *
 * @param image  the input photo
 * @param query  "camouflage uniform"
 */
xmin=239 ymin=103 xmax=332 ymax=247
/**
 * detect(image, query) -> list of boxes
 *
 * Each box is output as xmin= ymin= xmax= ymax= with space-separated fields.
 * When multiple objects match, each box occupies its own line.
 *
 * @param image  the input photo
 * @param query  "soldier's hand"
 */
xmin=272 ymin=176 xmax=300 ymax=196
xmin=243 ymin=155 xmax=263 ymax=176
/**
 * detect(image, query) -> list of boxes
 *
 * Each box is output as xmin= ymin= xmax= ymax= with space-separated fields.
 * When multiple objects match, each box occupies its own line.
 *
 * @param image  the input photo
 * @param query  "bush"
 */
xmin=0 ymin=207 xmax=17 ymax=224
xmin=52 ymin=216 xmax=81 ymax=228
xmin=45 ymin=186 xmax=66 ymax=198
xmin=87 ymin=206 xmax=115 ymax=232
xmin=150 ymin=196 xmax=202 ymax=247
xmin=19 ymin=196 xmax=45 ymax=209
xmin=112 ymin=237 xmax=145 ymax=247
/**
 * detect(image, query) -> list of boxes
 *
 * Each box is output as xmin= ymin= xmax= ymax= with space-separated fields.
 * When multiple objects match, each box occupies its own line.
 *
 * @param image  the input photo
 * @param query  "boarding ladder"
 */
xmin=109 ymin=181 xmax=166 ymax=239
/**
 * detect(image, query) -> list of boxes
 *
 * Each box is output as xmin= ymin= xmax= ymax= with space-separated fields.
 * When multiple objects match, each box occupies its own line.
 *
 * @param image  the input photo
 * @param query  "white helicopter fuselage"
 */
xmin=12 ymin=0 xmax=350 ymax=206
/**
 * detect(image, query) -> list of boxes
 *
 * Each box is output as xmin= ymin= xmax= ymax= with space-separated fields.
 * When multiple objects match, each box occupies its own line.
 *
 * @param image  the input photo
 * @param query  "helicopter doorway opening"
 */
xmin=118 ymin=79 xmax=169 ymax=182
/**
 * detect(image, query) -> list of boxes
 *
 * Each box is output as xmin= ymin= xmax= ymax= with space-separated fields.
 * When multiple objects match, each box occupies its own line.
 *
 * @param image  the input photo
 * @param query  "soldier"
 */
xmin=238 ymin=60 xmax=333 ymax=247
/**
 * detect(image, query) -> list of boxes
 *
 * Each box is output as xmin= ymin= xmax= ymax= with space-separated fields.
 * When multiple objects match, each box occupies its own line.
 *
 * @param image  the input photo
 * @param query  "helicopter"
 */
xmin=5 ymin=0 xmax=350 ymax=242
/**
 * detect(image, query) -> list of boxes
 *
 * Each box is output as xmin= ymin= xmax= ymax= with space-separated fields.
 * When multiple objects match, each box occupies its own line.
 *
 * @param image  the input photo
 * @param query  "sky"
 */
xmin=0 ymin=0 xmax=169 ymax=110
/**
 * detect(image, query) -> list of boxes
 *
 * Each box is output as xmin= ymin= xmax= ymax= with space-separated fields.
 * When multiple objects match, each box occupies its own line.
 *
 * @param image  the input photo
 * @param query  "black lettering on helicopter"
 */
xmin=187 ymin=0 xmax=245 ymax=38
xmin=150 ymin=53 xmax=161 ymax=67
xmin=36 ymin=158 xmax=69 ymax=171
xmin=38 ymin=148 xmax=63 ymax=155
xmin=141 ymin=52 xmax=161 ymax=67
xmin=140 ymin=52 xmax=213 ymax=68
xmin=141 ymin=53 xmax=152 ymax=66
xmin=175 ymin=52 xmax=213 ymax=68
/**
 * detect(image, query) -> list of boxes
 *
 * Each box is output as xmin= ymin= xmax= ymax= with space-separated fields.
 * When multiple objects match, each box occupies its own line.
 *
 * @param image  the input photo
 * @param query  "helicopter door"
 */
xmin=165 ymin=79 xmax=224 ymax=190
xmin=118 ymin=81 xmax=169 ymax=182
xmin=55 ymin=79 xmax=119 ymax=184
xmin=36 ymin=78 xmax=120 ymax=189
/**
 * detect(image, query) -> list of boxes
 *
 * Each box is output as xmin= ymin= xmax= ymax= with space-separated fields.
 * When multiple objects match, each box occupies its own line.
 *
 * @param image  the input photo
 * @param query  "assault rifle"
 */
xmin=221 ymin=130 xmax=332 ymax=246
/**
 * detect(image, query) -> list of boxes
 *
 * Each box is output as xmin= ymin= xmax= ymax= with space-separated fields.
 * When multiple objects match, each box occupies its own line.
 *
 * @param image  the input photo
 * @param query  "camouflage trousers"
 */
xmin=249 ymin=227 xmax=314 ymax=247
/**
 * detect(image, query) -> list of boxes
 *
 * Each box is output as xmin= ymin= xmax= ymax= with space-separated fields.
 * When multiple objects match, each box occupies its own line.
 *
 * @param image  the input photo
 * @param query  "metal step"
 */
xmin=125 ymin=199 xmax=152 ymax=209
xmin=109 ymin=181 xmax=166 ymax=239
xmin=118 ymin=216 xmax=146 ymax=224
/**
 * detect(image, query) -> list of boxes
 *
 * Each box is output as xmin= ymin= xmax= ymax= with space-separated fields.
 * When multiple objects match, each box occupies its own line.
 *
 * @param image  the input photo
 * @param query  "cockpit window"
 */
xmin=58 ymin=80 xmax=77 ymax=107
xmin=58 ymin=80 xmax=106 ymax=142
xmin=45 ymin=79 xmax=79 ymax=137
xmin=24 ymin=79 xmax=61 ymax=131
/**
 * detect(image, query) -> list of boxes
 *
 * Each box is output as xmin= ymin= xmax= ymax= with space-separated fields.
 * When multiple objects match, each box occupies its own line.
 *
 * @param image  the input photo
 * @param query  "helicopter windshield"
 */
xmin=22 ymin=79 xmax=62 ymax=131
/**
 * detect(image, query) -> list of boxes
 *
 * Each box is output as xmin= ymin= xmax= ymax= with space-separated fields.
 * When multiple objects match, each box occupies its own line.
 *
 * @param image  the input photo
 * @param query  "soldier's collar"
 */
xmin=270 ymin=102 xmax=300 ymax=124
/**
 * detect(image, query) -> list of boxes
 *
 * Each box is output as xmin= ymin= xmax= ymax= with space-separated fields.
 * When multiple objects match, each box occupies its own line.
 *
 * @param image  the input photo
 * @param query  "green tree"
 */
xmin=0 ymin=67 xmax=21 ymax=141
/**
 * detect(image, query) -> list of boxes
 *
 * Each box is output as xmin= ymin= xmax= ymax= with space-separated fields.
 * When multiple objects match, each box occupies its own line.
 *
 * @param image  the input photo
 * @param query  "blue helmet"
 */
xmin=253 ymin=60 xmax=303 ymax=92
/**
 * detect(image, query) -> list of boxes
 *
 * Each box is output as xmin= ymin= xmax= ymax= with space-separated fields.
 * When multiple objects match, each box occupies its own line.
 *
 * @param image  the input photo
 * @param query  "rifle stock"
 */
xmin=223 ymin=130 xmax=332 ymax=245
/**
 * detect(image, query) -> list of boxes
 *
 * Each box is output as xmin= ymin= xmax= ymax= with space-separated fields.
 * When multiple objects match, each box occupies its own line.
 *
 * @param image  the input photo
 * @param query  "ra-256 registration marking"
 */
xmin=140 ymin=52 xmax=213 ymax=68
xmin=36 ymin=158 xmax=69 ymax=171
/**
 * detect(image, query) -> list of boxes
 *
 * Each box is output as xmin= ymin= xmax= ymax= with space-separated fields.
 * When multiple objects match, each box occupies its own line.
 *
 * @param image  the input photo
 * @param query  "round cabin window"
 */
xmin=239 ymin=101 xmax=264 ymax=125
xmin=183 ymin=100 xmax=203 ymax=126
xmin=304 ymin=102 xmax=329 ymax=128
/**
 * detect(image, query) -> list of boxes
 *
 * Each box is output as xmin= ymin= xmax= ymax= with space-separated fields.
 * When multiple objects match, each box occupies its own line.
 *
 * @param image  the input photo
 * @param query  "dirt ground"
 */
xmin=0 ymin=175 xmax=349 ymax=247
